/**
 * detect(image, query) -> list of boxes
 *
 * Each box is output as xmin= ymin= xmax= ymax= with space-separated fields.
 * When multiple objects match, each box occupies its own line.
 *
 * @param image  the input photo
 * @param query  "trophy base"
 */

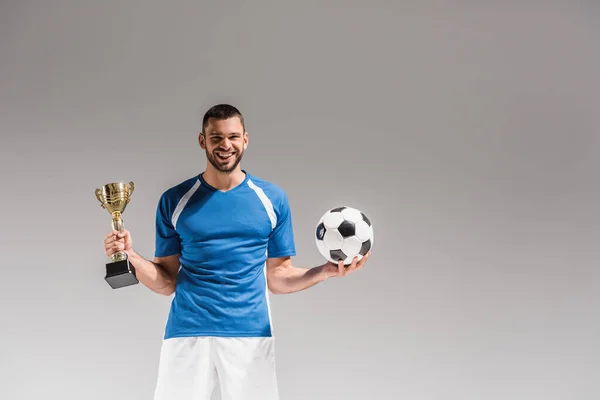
xmin=105 ymin=259 xmax=139 ymax=289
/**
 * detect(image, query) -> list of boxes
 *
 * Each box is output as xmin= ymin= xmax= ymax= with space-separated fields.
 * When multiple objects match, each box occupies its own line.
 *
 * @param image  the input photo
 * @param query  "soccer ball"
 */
xmin=315 ymin=206 xmax=374 ymax=265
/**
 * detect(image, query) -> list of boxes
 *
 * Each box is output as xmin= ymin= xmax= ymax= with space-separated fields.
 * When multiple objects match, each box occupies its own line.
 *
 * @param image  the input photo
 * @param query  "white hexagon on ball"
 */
xmin=354 ymin=220 xmax=372 ymax=242
xmin=323 ymin=229 xmax=343 ymax=250
xmin=341 ymin=207 xmax=363 ymax=224
xmin=322 ymin=211 xmax=344 ymax=229
xmin=341 ymin=236 xmax=362 ymax=259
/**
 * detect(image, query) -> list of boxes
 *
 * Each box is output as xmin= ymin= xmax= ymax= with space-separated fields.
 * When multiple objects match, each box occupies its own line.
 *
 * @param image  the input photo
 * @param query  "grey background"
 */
xmin=1 ymin=1 xmax=599 ymax=399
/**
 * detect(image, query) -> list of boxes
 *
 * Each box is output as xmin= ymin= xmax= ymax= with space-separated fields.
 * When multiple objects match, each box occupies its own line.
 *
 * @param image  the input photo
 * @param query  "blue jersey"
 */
xmin=154 ymin=171 xmax=296 ymax=339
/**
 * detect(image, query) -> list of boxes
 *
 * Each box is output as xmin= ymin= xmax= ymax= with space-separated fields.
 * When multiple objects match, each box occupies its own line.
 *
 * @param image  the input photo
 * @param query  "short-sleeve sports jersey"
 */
xmin=154 ymin=171 xmax=296 ymax=339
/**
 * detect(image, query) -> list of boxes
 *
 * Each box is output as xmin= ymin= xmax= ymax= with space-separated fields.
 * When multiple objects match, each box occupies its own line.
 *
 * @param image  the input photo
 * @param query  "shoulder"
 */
xmin=247 ymin=173 xmax=288 ymax=203
xmin=158 ymin=176 xmax=200 ymax=209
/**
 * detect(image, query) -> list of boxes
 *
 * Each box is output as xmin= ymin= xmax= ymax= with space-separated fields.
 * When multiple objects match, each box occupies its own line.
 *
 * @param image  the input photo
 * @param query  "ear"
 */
xmin=198 ymin=132 xmax=206 ymax=149
xmin=244 ymin=131 xmax=249 ymax=149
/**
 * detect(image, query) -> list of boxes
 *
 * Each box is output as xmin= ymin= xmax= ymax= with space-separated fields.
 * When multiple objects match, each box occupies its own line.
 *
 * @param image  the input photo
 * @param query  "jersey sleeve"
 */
xmin=267 ymin=191 xmax=296 ymax=258
xmin=155 ymin=192 xmax=182 ymax=257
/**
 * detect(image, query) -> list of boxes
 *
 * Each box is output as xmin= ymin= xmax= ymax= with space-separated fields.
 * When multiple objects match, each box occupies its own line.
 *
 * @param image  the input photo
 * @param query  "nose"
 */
xmin=219 ymin=138 xmax=232 ymax=149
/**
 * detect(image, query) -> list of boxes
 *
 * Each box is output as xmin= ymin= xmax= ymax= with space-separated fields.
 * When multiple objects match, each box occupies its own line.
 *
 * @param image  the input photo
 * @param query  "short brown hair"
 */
xmin=202 ymin=104 xmax=245 ymax=134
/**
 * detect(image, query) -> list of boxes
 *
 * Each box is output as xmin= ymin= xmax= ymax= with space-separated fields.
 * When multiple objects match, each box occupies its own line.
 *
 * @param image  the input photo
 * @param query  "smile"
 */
xmin=216 ymin=152 xmax=234 ymax=160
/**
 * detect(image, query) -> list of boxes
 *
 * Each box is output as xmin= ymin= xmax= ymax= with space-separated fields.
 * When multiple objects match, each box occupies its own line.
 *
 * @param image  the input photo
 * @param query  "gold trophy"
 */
xmin=95 ymin=181 xmax=139 ymax=289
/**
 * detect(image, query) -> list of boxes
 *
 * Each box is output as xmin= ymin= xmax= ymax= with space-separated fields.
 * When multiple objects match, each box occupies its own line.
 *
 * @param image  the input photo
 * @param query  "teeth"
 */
xmin=217 ymin=152 xmax=233 ymax=159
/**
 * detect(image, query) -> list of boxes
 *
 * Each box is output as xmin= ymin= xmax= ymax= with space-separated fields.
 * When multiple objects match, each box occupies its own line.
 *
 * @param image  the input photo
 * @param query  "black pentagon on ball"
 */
xmin=330 ymin=206 xmax=346 ymax=213
xmin=360 ymin=212 xmax=371 ymax=226
xmin=316 ymin=222 xmax=326 ymax=240
xmin=330 ymin=249 xmax=347 ymax=262
xmin=337 ymin=220 xmax=355 ymax=238
xmin=359 ymin=239 xmax=371 ymax=256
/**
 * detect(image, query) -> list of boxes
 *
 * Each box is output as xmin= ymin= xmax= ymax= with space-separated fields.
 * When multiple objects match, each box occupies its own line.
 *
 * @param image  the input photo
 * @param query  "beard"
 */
xmin=206 ymin=148 xmax=244 ymax=173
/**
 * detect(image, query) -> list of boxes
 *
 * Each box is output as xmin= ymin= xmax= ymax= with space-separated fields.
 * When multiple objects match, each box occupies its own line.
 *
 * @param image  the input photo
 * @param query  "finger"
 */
xmin=355 ymin=254 xmax=366 ymax=267
xmin=112 ymin=243 xmax=124 ymax=253
xmin=337 ymin=259 xmax=345 ymax=276
xmin=104 ymin=235 xmax=117 ymax=245
xmin=355 ymin=252 xmax=371 ymax=270
xmin=358 ymin=253 xmax=368 ymax=264
xmin=341 ymin=259 xmax=352 ymax=276
xmin=346 ymin=256 xmax=360 ymax=273
xmin=105 ymin=229 xmax=123 ymax=240
xmin=119 ymin=230 xmax=131 ymax=242
xmin=348 ymin=256 xmax=360 ymax=274
xmin=104 ymin=235 xmax=124 ymax=246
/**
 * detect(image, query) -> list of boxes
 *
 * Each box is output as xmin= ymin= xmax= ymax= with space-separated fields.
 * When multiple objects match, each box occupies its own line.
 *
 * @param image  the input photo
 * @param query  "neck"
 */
xmin=202 ymin=165 xmax=246 ymax=191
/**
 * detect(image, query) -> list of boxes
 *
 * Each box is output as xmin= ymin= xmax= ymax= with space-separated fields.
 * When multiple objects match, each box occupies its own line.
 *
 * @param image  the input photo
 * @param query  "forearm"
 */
xmin=127 ymin=250 xmax=176 ymax=295
xmin=268 ymin=263 xmax=328 ymax=295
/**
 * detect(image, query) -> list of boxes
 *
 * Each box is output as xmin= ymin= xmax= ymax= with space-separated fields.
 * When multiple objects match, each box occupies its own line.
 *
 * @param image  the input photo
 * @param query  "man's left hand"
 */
xmin=321 ymin=251 xmax=371 ymax=279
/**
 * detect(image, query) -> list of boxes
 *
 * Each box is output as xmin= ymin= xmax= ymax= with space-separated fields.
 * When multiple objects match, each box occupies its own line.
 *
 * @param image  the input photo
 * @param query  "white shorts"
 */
xmin=153 ymin=336 xmax=279 ymax=400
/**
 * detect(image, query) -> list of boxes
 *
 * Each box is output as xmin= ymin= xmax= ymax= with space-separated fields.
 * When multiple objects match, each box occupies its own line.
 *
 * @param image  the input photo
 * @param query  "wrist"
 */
xmin=124 ymin=248 xmax=137 ymax=260
xmin=315 ymin=263 xmax=332 ymax=282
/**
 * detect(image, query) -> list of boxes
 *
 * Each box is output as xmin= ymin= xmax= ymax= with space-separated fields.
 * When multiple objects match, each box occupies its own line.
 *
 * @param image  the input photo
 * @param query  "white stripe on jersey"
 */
xmin=247 ymin=179 xmax=277 ymax=230
xmin=171 ymin=179 xmax=201 ymax=229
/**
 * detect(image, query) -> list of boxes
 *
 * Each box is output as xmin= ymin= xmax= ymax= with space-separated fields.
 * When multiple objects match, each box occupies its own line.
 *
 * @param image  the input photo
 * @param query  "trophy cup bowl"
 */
xmin=95 ymin=181 xmax=139 ymax=289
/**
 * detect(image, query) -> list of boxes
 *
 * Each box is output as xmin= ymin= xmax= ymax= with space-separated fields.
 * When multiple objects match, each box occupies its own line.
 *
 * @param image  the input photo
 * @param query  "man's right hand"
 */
xmin=103 ymin=229 xmax=181 ymax=295
xmin=104 ymin=229 xmax=133 ymax=258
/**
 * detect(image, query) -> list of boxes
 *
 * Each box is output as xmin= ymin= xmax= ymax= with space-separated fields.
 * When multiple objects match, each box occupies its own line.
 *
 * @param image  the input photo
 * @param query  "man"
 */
xmin=103 ymin=104 xmax=370 ymax=400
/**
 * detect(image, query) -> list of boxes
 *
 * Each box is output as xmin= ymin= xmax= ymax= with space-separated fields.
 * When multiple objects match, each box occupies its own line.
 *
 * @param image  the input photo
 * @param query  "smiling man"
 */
xmin=103 ymin=104 xmax=370 ymax=400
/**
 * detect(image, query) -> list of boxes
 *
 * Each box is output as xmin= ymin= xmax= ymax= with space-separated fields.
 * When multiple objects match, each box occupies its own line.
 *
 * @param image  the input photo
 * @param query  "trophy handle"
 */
xmin=128 ymin=181 xmax=135 ymax=195
xmin=95 ymin=188 xmax=105 ymax=208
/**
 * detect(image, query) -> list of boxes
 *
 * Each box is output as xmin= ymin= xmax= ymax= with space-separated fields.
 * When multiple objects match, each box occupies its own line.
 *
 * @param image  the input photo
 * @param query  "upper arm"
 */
xmin=154 ymin=253 xmax=181 ymax=280
xmin=266 ymin=256 xmax=292 ymax=293
xmin=266 ymin=256 xmax=292 ymax=276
